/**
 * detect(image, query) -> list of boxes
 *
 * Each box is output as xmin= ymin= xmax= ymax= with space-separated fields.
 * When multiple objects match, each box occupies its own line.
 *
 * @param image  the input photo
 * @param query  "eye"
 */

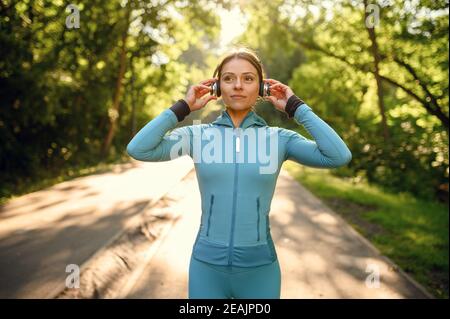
xmin=223 ymin=76 xmax=232 ymax=82
xmin=245 ymin=76 xmax=254 ymax=81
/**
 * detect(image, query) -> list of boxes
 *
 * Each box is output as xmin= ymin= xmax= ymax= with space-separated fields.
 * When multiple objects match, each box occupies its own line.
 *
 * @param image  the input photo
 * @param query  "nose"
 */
xmin=234 ymin=78 xmax=242 ymax=89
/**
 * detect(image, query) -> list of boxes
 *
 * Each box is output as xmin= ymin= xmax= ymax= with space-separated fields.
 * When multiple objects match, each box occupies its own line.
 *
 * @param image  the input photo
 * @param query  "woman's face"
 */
xmin=219 ymin=58 xmax=259 ymax=112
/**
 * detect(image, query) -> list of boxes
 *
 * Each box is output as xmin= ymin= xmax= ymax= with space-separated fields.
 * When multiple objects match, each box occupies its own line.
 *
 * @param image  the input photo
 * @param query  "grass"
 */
xmin=284 ymin=161 xmax=449 ymax=299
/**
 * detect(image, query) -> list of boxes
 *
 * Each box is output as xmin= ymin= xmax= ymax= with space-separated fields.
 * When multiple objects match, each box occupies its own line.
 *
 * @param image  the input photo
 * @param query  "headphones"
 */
xmin=210 ymin=79 xmax=271 ymax=97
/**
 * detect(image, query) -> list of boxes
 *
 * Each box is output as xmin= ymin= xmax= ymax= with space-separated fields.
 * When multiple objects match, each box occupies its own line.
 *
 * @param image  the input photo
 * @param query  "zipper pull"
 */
xmin=236 ymin=136 xmax=240 ymax=153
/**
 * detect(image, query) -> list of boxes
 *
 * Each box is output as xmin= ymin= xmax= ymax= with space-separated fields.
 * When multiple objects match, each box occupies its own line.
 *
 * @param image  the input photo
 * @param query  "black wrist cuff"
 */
xmin=170 ymin=99 xmax=191 ymax=122
xmin=285 ymin=95 xmax=305 ymax=118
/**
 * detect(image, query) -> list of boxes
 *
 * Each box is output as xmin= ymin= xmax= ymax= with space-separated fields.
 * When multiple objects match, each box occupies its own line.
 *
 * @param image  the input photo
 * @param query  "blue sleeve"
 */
xmin=126 ymin=108 xmax=192 ymax=162
xmin=282 ymin=103 xmax=352 ymax=168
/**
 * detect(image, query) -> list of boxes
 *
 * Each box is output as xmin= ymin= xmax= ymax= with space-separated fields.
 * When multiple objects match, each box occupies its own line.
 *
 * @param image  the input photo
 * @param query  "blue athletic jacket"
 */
xmin=126 ymin=99 xmax=352 ymax=267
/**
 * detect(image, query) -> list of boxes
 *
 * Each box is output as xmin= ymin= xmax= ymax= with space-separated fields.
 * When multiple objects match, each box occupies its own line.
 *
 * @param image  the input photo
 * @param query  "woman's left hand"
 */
xmin=263 ymin=79 xmax=295 ymax=112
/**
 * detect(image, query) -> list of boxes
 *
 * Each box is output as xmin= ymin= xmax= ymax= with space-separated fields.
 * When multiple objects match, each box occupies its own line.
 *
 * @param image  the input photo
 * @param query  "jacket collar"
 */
xmin=211 ymin=109 xmax=268 ymax=129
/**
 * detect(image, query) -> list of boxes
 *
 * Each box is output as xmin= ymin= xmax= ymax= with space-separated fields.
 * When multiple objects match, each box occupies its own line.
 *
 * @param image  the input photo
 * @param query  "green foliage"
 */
xmin=0 ymin=0 xmax=226 ymax=200
xmin=1 ymin=0 xmax=448 ymax=205
xmin=236 ymin=0 xmax=449 ymax=202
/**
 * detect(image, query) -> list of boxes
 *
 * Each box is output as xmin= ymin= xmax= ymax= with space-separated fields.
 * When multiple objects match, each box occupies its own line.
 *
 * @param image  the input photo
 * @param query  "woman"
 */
xmin=126 ymin=47 xmax=352 ymax=299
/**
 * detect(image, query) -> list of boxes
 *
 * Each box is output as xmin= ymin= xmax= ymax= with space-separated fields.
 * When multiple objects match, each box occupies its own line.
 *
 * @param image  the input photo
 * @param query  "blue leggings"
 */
xmin=188 ymin=255 xmax=281 ymax=299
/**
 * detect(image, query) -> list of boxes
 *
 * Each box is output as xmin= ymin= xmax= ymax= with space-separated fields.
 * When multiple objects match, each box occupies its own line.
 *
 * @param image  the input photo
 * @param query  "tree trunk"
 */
xmin=364 ymin=0 xmax=390 ymax=142
xmin=101 ymin=5 xmax=131 ymax=159
xmin=130 ymin=55 xmax=137 ymax=137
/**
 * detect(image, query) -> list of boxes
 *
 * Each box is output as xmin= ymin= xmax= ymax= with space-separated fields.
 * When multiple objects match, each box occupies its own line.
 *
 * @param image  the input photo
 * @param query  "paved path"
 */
xmin=0 ymin=156 xmax=432 ymax=298
xmin=0 ymin=157 xmax=193 ymax=298
xmin=121 ymin=166 xmax=432 ymax=299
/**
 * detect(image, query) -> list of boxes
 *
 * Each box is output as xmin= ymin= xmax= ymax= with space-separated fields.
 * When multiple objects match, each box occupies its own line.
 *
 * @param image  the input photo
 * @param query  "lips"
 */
xmin=231 ymin=95 xmax=246 ymax=98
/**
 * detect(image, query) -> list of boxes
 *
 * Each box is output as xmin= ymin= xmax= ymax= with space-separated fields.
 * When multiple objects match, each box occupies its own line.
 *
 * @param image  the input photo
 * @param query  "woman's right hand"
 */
xmin=184 ymin=78 xmax=218 ymax=112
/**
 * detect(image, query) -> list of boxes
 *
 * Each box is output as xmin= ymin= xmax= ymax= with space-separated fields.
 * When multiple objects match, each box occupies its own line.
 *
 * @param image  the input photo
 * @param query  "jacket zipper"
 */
xmin=228 ymin=128 xmax=239 ymax=265
xmin=206 ymin=194 xmax=214 ymax=236
xmin=256 ymin=196 xmax=260 ymax=241
xmin=227 ymin=112 xmax=251 ymax=266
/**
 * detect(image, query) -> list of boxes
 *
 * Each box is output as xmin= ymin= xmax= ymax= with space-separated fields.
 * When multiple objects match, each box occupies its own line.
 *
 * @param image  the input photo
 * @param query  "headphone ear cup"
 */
xmin=216 ymin=80 xmax=221 ymax=97
xmin=210 ymin=81 xmax=220 ymax=97
xmin=259 ymin=82 xmax=270 ymax=97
